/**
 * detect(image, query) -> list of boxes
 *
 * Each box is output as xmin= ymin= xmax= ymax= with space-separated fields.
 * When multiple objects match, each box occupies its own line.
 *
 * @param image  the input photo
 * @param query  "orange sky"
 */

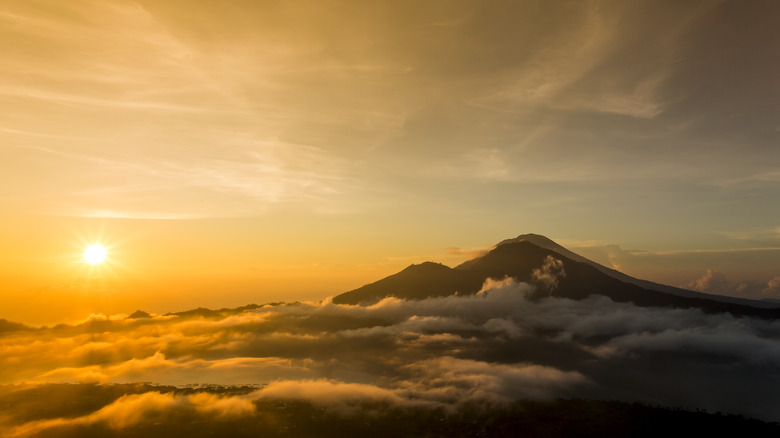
xmin=2 ymin=0 xmax=780 ymax=325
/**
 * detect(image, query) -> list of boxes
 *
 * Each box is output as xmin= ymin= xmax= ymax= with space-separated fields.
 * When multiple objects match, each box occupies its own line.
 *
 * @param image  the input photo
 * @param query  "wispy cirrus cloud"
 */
xmin=5 ymin=0 xmax=779 ymax=223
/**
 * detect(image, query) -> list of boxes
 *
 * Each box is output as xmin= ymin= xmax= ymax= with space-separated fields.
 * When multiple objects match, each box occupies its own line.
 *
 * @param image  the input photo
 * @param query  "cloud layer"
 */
xmin=3 ymin=277 xmax=780 ymax=436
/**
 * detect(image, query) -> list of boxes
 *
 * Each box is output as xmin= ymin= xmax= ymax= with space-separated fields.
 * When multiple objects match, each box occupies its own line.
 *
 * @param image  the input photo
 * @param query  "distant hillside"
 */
xmin=0 ymin=319 xmax=32 ymax=334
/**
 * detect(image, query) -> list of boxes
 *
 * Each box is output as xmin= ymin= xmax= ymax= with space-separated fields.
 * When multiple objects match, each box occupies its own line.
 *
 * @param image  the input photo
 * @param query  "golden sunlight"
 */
xmin=83 ymin=244 xmax=107 ymax=265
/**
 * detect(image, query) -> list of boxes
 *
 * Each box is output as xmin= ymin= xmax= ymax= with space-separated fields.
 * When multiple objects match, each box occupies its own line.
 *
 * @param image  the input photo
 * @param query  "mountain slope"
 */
xmin=500 ymin=234 xmax=777 ymax=308
xmin=331 ymin=261 xmax=469 ymax=304
xmin=333 ymin=235 xmax=780 ymax=318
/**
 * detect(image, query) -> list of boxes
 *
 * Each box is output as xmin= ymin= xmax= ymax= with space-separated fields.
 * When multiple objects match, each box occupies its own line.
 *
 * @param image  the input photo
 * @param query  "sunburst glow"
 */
xmin=83 ymin=244 xmax=107 ymax=265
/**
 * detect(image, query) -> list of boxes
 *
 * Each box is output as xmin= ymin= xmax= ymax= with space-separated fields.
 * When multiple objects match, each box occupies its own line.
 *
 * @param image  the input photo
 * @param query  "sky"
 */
xmin=2 ymin=0 xmax=780 ymax=325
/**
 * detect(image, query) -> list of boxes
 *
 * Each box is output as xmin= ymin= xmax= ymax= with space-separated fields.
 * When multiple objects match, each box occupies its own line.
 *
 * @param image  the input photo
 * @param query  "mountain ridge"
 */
xmin=499 ymin=234 xmax=777 ymax=309
xmin=333 ymin=234 xmax=780 ymax=318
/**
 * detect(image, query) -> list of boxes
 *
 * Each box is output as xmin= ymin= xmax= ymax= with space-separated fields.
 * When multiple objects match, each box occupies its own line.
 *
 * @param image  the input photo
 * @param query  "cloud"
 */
xmin=446 ymin=246 xmax=490 ymax=259
xmin=3 ymin=277 xmax=780 ymax=422
xmin=400 ymin=357 xmax=587 ymax=404
xmin=763 ymin=276 xmax=780 ymax=298
xmin=89 ymin=391 xmax=181 ymax=429
xmin=0 ymin=0 xmax=358 ymax=219
xmin=189 ymin=392 xmax=256 ymax=418
xmin=601 ymin=244 xmax=630 ymax=271
xmin=531 ymin=256 xmax=566 ymax=290
xmin=4 ymin=390 xmax=257 ymax=437
xmin=685 ymin=269 xmax=780 ymax=300
xmin=688 ymin=269 xmax=731 ymax=294
xmin=253 ymin=379 xmax=431 ymax=413
xmin=5 ymin=0 xmax=779 ymax=224
xmin=253 ymin=357 xmax=586 ymax=414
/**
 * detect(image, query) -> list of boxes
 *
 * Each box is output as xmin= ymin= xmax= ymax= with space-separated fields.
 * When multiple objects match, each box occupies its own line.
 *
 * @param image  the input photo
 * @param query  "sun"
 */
xmin=83 ymin=244 xmax=107 ymax=265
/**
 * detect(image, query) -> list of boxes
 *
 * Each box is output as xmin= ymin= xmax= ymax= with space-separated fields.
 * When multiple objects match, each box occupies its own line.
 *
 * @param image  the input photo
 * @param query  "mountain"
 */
xmin=127 ymin=310 xmax=152 ymax=319
xmin=501 ymin=234 xmax=777 ymax=308
xmin=333 ymin=234 xmax=780 ymax=318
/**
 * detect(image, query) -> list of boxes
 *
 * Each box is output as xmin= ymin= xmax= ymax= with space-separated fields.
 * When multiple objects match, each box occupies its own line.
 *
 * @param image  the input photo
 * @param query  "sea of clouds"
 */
xmin=3 ymin=277 xmax=780 ymax=435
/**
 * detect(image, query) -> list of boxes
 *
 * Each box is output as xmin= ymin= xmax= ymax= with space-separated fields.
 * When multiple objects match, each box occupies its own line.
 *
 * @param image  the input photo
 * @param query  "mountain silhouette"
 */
xmin=127 ymin=310 xmax=152 ymax=319
xmin=499 ymin=234 xmax=776 ymax=308
xmin=334 ymin=234 xmax=780 ymax=318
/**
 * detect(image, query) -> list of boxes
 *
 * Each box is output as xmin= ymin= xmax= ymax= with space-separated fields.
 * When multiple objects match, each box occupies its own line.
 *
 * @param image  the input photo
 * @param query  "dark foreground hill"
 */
xmin=334 ymin=234 xmax=780 ymax=319
xmin=1 ymin=383 xmax=778 ymax=438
